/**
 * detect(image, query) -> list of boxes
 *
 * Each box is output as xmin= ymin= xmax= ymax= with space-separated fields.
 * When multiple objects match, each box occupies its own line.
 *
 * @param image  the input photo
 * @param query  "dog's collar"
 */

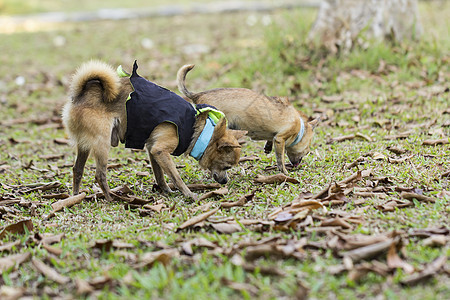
xmin=196 ymin=107 xmax=226 ymax=125
xmin=190 ymin=117 xmax=216 ymax=161
xmin=287 ymin=118 xmax=305 ymax=148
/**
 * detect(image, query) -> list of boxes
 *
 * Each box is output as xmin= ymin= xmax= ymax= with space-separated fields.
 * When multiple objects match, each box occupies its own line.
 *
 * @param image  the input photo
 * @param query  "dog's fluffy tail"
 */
xmin=70 ymin=60 xmax=120 ymax=103
xmin=176 ymin=64 xmax=196 ymax=99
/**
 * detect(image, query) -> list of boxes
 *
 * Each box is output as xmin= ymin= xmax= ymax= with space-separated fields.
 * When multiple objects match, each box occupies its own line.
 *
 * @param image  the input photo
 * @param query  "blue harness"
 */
xmin=190 ymin=117 xmax=215 ymax=160
xmin=287 ymin=118 xmax=305 ymax=147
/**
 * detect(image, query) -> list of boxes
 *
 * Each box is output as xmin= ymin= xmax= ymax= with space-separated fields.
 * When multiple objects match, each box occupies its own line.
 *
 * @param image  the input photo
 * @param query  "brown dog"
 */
xmin=177 ymin=64 xmax=319 ymax=174
xmin=62 ymin=61 xmax=244 ymax=201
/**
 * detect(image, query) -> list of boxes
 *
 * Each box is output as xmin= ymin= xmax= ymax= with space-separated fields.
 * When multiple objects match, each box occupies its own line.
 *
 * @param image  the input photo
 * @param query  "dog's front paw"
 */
xmin=162 ymin=187 xmax=175 ymax=194
xmin=277 ymin=163 xmax=289 ymax=175
xmin=153 ymin=184 xmax=174 ymax=194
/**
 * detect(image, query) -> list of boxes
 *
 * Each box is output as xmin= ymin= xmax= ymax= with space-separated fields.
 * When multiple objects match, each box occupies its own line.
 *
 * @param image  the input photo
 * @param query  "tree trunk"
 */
xmin=308 ymin=0 xmax=423 ymax=52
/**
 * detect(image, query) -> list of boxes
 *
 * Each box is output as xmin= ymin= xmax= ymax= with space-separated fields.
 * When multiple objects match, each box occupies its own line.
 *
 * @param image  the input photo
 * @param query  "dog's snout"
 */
xmin=213 ymin=172 xmax=228 ymax=184
xmin=291 ymin=157 xmax=303 ymax=168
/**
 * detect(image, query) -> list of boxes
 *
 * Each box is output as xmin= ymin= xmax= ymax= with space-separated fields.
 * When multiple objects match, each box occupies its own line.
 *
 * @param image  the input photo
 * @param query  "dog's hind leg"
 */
xmin=93 ymin=146 xmax=113 ymax=201
xmin=73 ymin=146 xmax=90 ymax=195
xmin=147 ymin=152 xmax=173 ymax=194
xmin=264 ymin=140 xmax=273 ymax=154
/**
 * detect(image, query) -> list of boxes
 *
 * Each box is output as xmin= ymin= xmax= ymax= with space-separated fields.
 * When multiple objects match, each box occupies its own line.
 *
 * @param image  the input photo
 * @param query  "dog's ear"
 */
xmin=308 ymin=117 xmax=321 ymax=130
xmin=211 ymin=118 xmax=227 ymax=141
xmin=218 ymin=141 xmax=241 ymax=150
xmin=230 ymin=130 xmax=247 ymax=140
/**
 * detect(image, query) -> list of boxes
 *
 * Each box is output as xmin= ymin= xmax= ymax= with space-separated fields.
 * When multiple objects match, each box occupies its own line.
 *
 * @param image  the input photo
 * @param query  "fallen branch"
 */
xmin=51 ymin=192 xmax=86 ymax=212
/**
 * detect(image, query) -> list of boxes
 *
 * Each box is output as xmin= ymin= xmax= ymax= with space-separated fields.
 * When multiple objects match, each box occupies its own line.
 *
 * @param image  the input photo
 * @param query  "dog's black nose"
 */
xmin=213 ymin=173 xmax=228 ymax=184
xmin=291 ymin=157 xmax=303 ymax=167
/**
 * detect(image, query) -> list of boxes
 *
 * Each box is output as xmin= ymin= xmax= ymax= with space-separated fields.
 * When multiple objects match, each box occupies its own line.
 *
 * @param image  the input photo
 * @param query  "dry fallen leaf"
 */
xmin=377 ymin=199 xmax=413 ymax=212
xmin=88 ymin=275 xmax=113 ymax=290
xmin=321 ymin=94 xmax=343 ymax=103
xmin=41 ymin=193 xmax=70 ymax=200
xmin=321 ymin=217 xmax=352 ymax=229
xmin=355 ymin=132 xmax=372 ymax=142
xmin=371 ymin=152 xmax=387 ymax=160
xmin=0 ymin=285 xmax=25 ymax=299
xmin=32 ymin=258 xmax=70 ymax=284
xmin=400 ymin=192 xmax=436 ymax=203
xmin=87 ymin=185 xmax=133 ymax=200
xmin=327 ymin=134 xmax=356 ymax=144
xmin=220 ymin=277 xmax=258 ymax=296
xmin=21 ymin=181 xmax=61 ymax=193
xmin=39 ymin=233 xmax=65 ymax=245
xmin=409 ymin=227 xmax=449 ymax=238
xmin=386 ymin=242 xmax=415 ymax=274
xmin=75 ymin=278 xmax=94 ymax=295
xmin=134 ymin=249 xmax=179 ymax=269
xmin=384 ymin=131 xmax=412 ymax=140
xmin=143 ymin=203 xmax=165 ymax=213
xmin=254 ymin=173 xmax=299 ymax=184
xmin=198 ymin=187 xmax=229 ymax=201
xmin=91 ymin=239 xmax=113 ymax=252
xmin=0 ymin=219 xmax=33 ymax=239
xmin=239 ymin=155 xmax=261 ymax=163
xmin=348 ymin=261 xmax=390 ymax=282
xmin=422 ymin=138 xmax=449 ymax=146
xmin=401 ymin=255 xmax=447 ymax=286
xmin=0 ymin=252 xmax=31 ymax=274
xmin=221 ymin=193 xmax=254 ymax=208
xmin=136 ymin=171 xmax=151 ymax=177
xmin=177 ymin=208 xmax=220 ymax=231
xmin=168 ymin=182 xmax=221 ymax=191
xmin=343 ymin=238 xmax=397 ymax=263
xmin=211 ymin=223 xmax=242 ymax=234
xmin=388 ymin=154 xmax=414 ymax=164
xmin=332 ymin=232 xmax=391 ymax=251
xmin=387 ymin=146 xmax=407 ymax=155
xmin=53 ymin=138 xmax=70 ymax=145
xmin=422 ymin=235 xmax=447 ymax=247
xmin=0 ymin=240 xmax=21 ymax=252
xmin=42 ymin=244 xmax=63 ymax=256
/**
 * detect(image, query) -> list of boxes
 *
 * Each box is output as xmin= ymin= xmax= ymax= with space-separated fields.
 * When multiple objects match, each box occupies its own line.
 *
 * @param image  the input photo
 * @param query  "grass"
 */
xmin=0 ymin=1 xmax=449 ymax=299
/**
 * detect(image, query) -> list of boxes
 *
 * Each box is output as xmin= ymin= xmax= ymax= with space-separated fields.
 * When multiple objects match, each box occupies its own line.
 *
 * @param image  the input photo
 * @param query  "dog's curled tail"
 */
xmin=176 ymin=64 xmax=196 ymax=99
xmin=70 ymin=60 xmax=120 ymax=102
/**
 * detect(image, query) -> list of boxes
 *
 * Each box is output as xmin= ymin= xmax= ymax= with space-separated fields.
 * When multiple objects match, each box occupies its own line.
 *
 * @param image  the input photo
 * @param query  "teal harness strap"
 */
xmin=190 ymin=107 xmax=227 ymax=160
xmin=117 ymin=65 xmax=132 ymax=100
xmin=287 ymin=118 xmax=305 ymax=148
xmin=190 ymin=117 xmax=216 ymax=160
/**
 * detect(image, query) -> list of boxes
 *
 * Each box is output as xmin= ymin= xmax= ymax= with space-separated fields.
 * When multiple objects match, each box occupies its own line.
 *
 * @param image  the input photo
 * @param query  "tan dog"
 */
xmin=62 ymin=61 xmax=244 ymax=201
xmin=177 ymin=64 xmax=319 ymax=174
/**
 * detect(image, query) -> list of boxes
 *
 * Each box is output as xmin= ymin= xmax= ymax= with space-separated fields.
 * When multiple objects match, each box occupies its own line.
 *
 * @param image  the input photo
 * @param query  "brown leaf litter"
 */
xmin=198 ymin=187 xmax=229 ymax=201
xmin=254 ymin=173 xmax=300 ymax=184
xmin=32 ymin=258 xmax=70 ymax=284
xmin=177 ymin=208 xmax=220 ymax=231
xmin=0 ymin=219 xmax=33 ymax=239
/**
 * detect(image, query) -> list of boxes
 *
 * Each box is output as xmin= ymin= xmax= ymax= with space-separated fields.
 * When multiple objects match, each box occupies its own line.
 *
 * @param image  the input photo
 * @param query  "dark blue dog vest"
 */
xmin=124 ymin=61 xmax=216 ymax=157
